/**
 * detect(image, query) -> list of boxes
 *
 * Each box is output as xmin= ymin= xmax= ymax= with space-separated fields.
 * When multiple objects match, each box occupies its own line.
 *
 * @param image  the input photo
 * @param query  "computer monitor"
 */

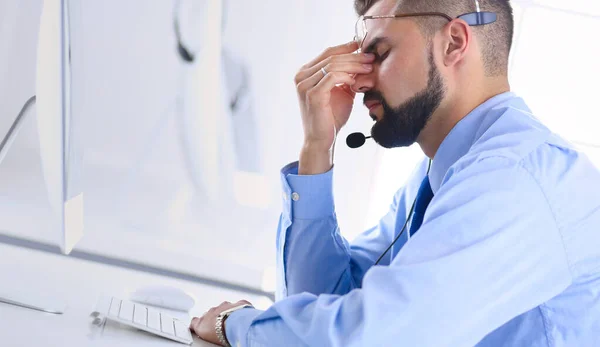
xmin=0 ymin=0 xmax=82 ymax=314
xmin=35 ymin=0 xmax=84 ymax=255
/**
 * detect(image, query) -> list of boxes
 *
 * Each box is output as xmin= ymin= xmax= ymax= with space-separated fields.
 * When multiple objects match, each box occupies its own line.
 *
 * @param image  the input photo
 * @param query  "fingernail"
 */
xmin=363 ymin=64 xmax=372 ymax=70
xmin=364 ymin=53 xmax=375 ymax=59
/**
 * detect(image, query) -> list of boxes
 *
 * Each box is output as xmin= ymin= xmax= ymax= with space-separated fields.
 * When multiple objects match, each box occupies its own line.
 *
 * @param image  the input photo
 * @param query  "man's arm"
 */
xmin=277 ymin=159 xmax=427 ymax=298
xmin=271 ymin=40 xmax=379 ymax=298
xmin=224 ymin=156 xmax=573 ymax=347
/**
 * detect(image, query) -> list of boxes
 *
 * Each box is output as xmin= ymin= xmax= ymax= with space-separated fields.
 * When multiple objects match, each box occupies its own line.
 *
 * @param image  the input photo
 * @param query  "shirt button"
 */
xmin=291 ymin=192 xmax=300 ymax=201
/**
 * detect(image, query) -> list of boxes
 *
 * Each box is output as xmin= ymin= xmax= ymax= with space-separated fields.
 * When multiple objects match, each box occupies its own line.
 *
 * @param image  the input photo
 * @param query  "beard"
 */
xmin=366 ymin=48 xmax=446 ymax=149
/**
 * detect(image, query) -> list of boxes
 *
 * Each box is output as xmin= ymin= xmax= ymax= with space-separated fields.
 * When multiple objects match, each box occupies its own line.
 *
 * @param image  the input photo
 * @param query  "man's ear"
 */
xmin=442 ymin=19 xmax=471 ymax=67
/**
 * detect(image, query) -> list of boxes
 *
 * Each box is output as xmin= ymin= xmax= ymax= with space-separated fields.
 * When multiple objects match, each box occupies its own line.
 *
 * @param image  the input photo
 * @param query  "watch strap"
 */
xmin=215 ymin=304 xmax=253 ymax=347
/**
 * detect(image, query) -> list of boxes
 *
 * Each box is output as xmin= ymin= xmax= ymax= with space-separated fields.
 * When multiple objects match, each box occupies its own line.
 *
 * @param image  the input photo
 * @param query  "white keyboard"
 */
xmin=91 ymin=296 xmax=194 ymax=345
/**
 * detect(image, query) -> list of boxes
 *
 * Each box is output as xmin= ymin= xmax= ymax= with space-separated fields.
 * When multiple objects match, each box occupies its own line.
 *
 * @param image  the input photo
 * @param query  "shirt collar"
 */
xmin=429 ymin=92 xmax=517 ymax=194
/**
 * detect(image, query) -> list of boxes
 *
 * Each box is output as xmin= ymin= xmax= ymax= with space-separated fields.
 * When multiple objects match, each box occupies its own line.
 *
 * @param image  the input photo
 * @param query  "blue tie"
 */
xmin=409 ymin=176 xmax=434 ymax=237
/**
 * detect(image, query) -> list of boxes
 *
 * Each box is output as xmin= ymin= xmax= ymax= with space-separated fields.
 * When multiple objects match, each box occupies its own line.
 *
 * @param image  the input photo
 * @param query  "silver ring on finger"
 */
xmin=320 ymin=67 xmax=327 ymax=78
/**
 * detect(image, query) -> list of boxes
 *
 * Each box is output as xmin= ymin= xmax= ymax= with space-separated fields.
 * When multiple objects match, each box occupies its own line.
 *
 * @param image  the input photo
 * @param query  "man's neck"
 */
xmin=417 ymin=78 xmax=510 ymax=159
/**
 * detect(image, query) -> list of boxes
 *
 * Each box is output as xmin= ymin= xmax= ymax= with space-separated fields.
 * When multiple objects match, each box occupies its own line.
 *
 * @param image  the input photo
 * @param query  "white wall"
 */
xmin=0 ymin=0 xmax=598 ymax=289
xmin=0 ymin=0 xmax=382 ymax=288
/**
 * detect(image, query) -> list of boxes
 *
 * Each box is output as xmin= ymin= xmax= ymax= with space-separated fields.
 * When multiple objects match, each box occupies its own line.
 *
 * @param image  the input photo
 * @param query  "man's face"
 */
xmin=355 ymin=0 xmax=446 ymax=148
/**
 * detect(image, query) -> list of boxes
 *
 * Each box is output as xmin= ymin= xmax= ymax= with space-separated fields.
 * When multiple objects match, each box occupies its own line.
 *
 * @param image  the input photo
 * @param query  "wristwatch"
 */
xmin=215 ymin=304 xmax=253 ymax=347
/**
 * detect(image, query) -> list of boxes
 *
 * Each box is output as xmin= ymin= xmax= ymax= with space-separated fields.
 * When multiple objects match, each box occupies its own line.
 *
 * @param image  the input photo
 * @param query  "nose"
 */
xmin=351 ymin=71 xmax=375 ymax=93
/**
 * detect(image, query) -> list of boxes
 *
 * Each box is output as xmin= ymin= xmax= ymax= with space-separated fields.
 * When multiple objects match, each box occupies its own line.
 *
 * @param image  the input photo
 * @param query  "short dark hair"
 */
xmin=354 ymin=0 xmax=379 ymax=15
xmin=354 ymin=0 xmax=514 ymax=76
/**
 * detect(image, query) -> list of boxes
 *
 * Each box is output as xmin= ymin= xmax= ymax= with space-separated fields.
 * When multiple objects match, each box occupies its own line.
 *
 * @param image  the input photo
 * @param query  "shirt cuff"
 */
xmin=224 ymin=308 xmax=264 ymax=347
xmin=280 ymin=161 xmax=335 ymax=220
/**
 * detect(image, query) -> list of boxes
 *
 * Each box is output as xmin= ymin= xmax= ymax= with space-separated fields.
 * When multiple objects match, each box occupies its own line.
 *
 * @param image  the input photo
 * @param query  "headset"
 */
xmin=373 ymin=159 xmax=432 ymax=265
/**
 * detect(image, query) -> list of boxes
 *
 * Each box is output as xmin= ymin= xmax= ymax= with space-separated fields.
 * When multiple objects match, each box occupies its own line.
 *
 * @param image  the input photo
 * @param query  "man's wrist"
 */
xmin=216 ymin=304 xmax=254 ymax=346
xmin=299 ymin=142 xmax=333 ymax=175
xmin=222 ymin=307 xmax=264 ymax=347
xmin=216 ymin=313 xmax=230 ymax=346
xmin=222 ymin=317 xmax=230 ymax=344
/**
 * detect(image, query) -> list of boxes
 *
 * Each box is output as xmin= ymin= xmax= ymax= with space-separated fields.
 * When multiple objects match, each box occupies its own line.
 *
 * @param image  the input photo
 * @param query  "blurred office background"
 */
xmin=0 ymin=0 xmax=598 ymax=294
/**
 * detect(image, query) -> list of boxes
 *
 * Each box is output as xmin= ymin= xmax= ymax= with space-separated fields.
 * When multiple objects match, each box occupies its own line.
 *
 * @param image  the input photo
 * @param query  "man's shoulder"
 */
xmin=464 ymin=101 xmax=574 ymax=163
xmin=446 ymin=112 xmax=600 ymax=209
xmin=445 ymin=104 xmax=592 ymax=188
xmin=471 ymin=102 xmax=555 ymax=162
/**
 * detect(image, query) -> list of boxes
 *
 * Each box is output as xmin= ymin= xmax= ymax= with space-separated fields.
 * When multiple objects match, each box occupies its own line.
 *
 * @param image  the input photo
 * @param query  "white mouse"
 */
xmin=130 ymin=285 xmax=196 ymax=312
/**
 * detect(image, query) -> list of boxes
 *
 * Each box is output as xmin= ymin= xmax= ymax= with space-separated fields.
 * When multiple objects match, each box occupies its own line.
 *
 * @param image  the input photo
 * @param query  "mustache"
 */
xmin=363 ymin=90 xmax=385 ymax=106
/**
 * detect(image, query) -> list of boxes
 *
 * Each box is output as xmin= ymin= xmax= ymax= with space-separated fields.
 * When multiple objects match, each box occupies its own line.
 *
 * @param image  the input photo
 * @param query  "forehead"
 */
xmin=362 ymin=0 xmax=416 ymax=47
xmin=365 ymin=0 xmax=398 ymax=16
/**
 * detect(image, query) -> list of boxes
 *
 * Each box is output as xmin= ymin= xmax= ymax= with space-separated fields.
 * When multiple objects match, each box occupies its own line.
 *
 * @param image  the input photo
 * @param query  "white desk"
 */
xmin=0 ymin=243 xmax=272 ymax=347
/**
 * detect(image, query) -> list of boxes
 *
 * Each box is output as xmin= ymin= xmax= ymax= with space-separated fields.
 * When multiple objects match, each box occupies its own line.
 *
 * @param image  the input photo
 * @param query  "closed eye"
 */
xmin=374 ymin=50 xmax=390 ymax=63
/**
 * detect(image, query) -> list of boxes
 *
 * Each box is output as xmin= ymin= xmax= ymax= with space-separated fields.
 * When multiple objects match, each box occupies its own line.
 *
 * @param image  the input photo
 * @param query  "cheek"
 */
xmin=378 ymin=54 xmax=426 ymax=106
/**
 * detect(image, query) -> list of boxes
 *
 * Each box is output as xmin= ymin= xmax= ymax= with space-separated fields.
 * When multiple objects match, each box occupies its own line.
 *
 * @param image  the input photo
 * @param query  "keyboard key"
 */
xmin=119 ymin=300 xmax=134 ymax=321
xmin=133 ymin=305 xmax=147 ymax=326
xmin=147 ymin=308 xmax=161 ymax=330
xmin=174 ymin=319 xmax=192 ymax=339
xmin=100 ymin=297 xmax=194 ymax=345
xmin=108 ymin=298 xmax=121 ymax=317
xmin=160 ymin=313 xmax=175 ymax=336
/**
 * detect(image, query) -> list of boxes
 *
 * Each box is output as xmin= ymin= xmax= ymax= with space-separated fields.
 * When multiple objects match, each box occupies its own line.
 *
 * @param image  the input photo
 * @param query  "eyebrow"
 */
xmin=363 ymin=37 xmax=391 ymax=54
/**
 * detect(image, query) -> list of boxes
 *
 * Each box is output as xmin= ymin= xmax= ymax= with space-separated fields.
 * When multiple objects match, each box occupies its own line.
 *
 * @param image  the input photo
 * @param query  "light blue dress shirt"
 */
xmin=225 ymin=92 xmax=600 ymax=346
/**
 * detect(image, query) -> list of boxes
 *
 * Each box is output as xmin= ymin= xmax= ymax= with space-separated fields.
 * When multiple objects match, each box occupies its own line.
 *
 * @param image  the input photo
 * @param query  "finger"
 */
xmin=298 ymin=62 xmax=371 ymax=92
xmin=306 ymin=72 xmax=356 ymax=105
xmin=236 ymin=300 xmax=252 ymax=306
xmin=313 ymin=72 xmax=356 ymax=94
xmin=220 ymin=301 xmax=231 ymax=306
xmin=339 ymin=84 xmax=356 ymax=99
xmin=308 ymin=55 xmax=374 ymax=80
xmin=190 ymin=317 xmax=201 ymax=329
xmin=298 ymin=64 xmax=364 ymax=93
xmin=296 ymin=52 xmax=374 ymax=86
xmin=304 ymin=41 xmax=359 ymax=69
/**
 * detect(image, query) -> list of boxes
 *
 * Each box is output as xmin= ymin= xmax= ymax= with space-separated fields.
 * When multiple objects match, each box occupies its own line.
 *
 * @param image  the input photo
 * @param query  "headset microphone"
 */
xmin=346 ymin=132 xmax=372 ymax=149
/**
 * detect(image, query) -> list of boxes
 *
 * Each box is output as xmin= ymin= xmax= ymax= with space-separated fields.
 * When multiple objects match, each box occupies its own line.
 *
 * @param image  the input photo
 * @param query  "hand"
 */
xmin=294 ymin=41 xmax=375 ymax=174
xmin=190 ymin=300 xmax=253 ymax=346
